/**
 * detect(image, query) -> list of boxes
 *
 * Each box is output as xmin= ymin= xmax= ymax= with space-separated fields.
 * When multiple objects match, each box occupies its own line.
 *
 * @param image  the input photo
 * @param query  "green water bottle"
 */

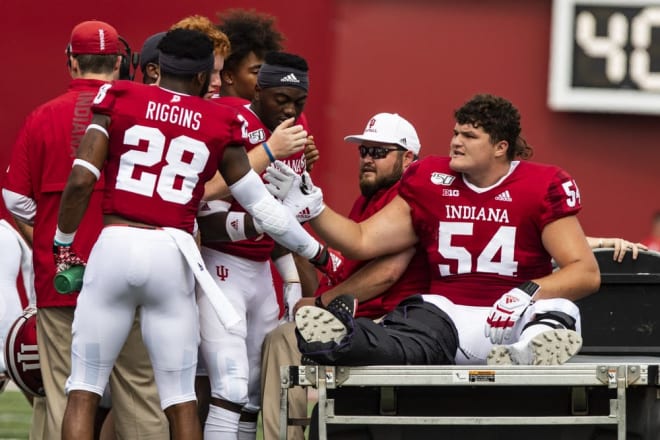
xmin=54 ymin=265 xmax=85 ymax=294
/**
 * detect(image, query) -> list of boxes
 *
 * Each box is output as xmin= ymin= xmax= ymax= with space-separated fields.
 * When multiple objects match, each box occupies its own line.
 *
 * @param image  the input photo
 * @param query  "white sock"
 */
xmin=238 ymin=420 xmax=257 ymax=440
xmin=204 ymin=405 xmax=240 ymax=440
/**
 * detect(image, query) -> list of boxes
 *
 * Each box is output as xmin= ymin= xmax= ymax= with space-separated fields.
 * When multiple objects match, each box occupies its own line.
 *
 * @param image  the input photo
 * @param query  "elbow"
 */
xmin=583 ymin=260 xmax=601 ymax=296
xmin=379 ymin=266 xmax=404 ymax=287
xmin=66 ymin=169 xmax=96 ymax=199
xmin=588 ymin=266 xmax=601 ymax=294
xmin=71 ymin=166 xmax=96 ymax=188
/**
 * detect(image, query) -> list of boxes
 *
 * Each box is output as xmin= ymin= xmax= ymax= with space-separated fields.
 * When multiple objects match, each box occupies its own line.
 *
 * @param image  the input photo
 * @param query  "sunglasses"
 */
xmin=358 ymin=145 xmax=406 ymax=159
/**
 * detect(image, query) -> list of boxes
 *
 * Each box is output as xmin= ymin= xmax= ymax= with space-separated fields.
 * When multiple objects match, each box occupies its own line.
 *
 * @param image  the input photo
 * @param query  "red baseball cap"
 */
xmin=68 ymin=20 xmax=120 ymax=55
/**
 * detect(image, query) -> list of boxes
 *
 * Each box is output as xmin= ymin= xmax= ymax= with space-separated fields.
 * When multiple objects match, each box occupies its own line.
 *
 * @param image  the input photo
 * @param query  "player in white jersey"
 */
xmin=266 ymin=94 xmax=601 ymax=367
xmin=54 ymin=29 xmax=326 ymax=440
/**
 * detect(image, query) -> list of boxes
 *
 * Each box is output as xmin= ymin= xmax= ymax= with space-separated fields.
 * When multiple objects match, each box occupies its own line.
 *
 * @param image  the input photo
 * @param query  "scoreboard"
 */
xmin=549 ymin=0 xmax=660 ymax=114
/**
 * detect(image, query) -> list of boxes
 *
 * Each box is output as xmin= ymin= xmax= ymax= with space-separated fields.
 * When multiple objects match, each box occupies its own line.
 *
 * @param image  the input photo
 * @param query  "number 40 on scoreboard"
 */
xmin=548 ymin=0 xmax=660 ymax=114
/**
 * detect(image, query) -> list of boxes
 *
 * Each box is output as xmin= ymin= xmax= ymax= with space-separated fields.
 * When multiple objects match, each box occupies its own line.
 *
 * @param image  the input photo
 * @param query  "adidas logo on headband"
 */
xmin=280 ymin=73 xmax=300 ymax=83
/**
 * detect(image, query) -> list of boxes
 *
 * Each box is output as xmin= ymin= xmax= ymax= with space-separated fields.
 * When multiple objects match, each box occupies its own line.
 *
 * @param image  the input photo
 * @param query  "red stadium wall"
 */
xmin=2 ymin=0 xmax=658 ymax=240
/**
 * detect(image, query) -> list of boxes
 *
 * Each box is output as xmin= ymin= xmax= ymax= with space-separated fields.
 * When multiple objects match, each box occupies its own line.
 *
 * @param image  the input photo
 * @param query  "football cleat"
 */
xmin=295 ymin=294 xmax=357 ymax=344
xmin=295 ymin=306 xmax=347 ymax=344
xmin=487 ymin=329 xmax=582 ymax=366
xmin=4 ymin=307 xmax=45 ymax=397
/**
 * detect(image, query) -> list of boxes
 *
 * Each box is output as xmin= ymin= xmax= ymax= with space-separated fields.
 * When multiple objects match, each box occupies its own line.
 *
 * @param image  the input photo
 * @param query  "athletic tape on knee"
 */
xmin=229 ymin=170 xmax=320 ymax=259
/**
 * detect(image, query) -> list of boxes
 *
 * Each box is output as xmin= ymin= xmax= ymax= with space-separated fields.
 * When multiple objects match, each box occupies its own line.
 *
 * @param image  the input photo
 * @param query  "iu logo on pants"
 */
xmin=216 ymin=265 xmax=229 ymax=281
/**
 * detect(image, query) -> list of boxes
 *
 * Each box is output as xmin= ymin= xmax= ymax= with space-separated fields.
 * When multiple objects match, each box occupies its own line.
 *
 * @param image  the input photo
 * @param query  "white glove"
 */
xmin=282 ymin=282 xmax=302 ymax=322
xmin=264 ymin=161 xmax=297 ymax=200
xmin=264 ymin=161 xmax=325 ymax=222
xmin=484 ymin=282 xmax=539 ymax=344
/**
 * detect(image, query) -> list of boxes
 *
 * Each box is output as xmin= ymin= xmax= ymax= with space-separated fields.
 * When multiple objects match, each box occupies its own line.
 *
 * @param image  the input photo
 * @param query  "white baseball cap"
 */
xmin=344 ymin=113 xmax=421 ymax=155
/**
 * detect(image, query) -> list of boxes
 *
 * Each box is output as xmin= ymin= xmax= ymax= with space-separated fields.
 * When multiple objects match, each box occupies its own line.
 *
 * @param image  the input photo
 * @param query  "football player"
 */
xmin=195 ymin=51 xmax=314 ymax=439
xmin=54 ymin=28 xmax=326 ymax=440
xmin=2 ymin=20 xmax=167 ymax=439
xmin=268 ymin=93 xmax=601 ymax=367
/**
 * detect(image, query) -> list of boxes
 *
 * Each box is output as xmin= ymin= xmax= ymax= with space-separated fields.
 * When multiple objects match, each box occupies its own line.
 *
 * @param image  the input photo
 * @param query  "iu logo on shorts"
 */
xmin=216 ymin=265 xmax=229 ymax=281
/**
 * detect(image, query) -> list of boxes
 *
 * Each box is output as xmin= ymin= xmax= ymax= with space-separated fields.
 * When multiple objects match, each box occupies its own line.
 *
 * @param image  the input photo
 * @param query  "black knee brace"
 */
xmin=522 ymin=310 xmax=577 ymax=332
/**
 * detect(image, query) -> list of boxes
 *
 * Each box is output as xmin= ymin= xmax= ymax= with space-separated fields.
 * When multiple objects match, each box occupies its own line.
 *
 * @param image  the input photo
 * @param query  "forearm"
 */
xmin=293 ymin=254 xmax=318 ymax=297
xmin=13 ymin=218 xmax=33 ymax=247
xmin=309 ymin=199 xmax=415 ymax=261
xmin=58 ymin=172 xmax=95 ymax=234
xmin=309 ymin=207 xmax=370 ymax=259
xmin=198 ymin=210 xmax=261 ymax=243
xmin=532 ymin=259 xmax=600 ymax=302
xmin=318 ymin=247 xmax=416 ymax=305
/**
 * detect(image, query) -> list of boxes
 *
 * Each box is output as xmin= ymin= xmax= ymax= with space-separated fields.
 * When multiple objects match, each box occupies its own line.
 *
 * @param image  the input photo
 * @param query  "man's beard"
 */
xmin=359 ymin=156 xmax=404 ymax=198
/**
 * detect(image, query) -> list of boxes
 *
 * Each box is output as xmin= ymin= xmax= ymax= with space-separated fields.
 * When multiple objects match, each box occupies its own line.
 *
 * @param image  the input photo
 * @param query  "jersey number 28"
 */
xmin=116 ymin=125 xmax=210 ymax=204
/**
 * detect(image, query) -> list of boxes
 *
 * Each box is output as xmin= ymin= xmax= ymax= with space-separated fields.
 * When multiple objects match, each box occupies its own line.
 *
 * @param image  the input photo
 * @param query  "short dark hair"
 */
xmin=75 ymin=54 xmax=119 ymax=75
xmin=264 ymin=51 xmax=308 ymax=72
xmin=217 ymin=8 xmax=284 ymax=72
xmin=157 ymin=28 xmax=214 ymax=80
xmin=454 ymin=94 xmax=532 ymax=160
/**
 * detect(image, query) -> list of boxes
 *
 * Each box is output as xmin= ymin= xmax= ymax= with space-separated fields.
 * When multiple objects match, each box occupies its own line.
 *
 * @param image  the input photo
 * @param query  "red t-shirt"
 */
xmin=399 ymin=156 xmax=582 ymax=306
xmin=93 ymin=81 xmax=245 ymax=233
xmin=4 ymin=79 xmax=108 ymax=307
xmin=316 ymin=182 xmax=430 ymax=319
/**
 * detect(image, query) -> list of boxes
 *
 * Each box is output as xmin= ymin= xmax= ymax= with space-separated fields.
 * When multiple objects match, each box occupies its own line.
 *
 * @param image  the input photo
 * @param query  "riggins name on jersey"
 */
xmin=445 ymin=205 xmax=510 ymax=224
xmin=145 ymin=101 xmax=202 ymax=130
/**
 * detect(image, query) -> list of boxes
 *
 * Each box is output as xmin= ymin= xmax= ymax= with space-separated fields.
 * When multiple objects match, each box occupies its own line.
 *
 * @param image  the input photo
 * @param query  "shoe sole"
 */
xmin=486 ymin=329 xmax=583 ymax=365
xmin=295 ymin=306 xmax=347 ymax=344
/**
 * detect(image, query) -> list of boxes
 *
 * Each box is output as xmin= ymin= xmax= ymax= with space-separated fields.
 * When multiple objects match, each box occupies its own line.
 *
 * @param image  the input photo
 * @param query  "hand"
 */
xmin=604 ymin=238 xmax=647 ymax=262
xmin=485 ymin=284 xmax=536 ymax=344
xmin=267 ymin=118 xmax=308 ymax=160
xmin=53 ymin=243 xmax=87 ymax=273
xmin=264 ymin=161 xmax=325 ymax=222
xmin=304 ymin=136 xmax=320 ymax=172
xmin=309 ymin=246 xmax=346 ymax=286
xmin=292 ymin=296 xmax=316 ymax=315
xmin=264 ymin=160 xmax=297 ymax=200
xmin=282 ymin=282 xmax=302 ymax=322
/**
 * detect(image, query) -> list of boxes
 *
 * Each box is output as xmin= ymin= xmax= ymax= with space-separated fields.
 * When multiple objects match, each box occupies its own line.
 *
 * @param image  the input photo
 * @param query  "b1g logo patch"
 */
xmin=248 ymin=128 xmax=266 ymax=144
xmin=431 ymin=172 xmax=455 ymax=186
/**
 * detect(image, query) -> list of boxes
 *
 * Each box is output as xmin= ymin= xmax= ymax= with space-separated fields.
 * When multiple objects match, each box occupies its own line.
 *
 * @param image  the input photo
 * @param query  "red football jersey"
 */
xmin=4 ymin=79 xmax=108 ymax=308
xmin=399 ymin=156 xmax=582 ymax=307
xmin=316 ymin=182 xmax=430 ymax=319
xmin=93 ymin=81 xmax=245 ymax=233
xmin=205 ymin=97 xmax=309 ymax=261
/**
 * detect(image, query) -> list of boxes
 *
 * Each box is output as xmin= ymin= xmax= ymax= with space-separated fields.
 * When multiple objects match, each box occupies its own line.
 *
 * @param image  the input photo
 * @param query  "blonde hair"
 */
xmin=171 ymin=15 xmax=230 ymax=58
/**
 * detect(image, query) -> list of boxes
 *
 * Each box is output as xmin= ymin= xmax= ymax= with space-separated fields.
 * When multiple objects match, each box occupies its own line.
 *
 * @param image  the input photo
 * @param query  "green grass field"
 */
xmin=0 ymin=390 xmax=32 ymax=439
xmin=0 ymin=387 xmax=310 ymax=439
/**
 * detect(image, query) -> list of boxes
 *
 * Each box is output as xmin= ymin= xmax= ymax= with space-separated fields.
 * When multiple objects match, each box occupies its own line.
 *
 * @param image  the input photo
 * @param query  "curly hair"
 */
xmin=171 ymin=15 xmax=231 ymax=58
xmin=454 ymin=94 xmax=533 ymax=160
xmin=216 ymin=8 xmax=285 ymax=72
